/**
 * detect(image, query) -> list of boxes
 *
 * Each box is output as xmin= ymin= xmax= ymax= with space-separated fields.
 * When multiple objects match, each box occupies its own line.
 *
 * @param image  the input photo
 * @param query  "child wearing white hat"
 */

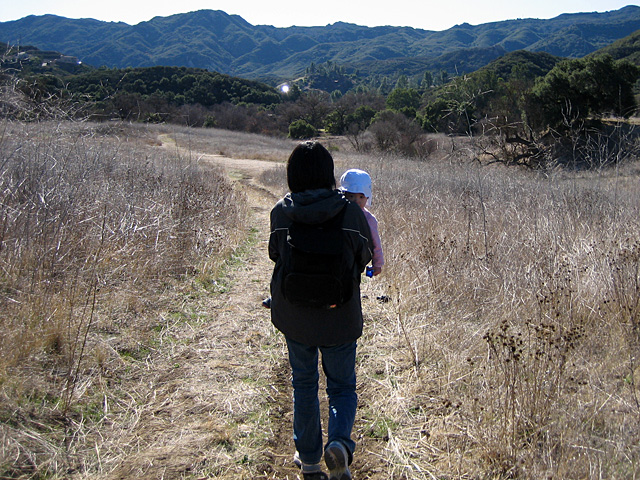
xmin=339 ymin=169 xmax=384 ymax=276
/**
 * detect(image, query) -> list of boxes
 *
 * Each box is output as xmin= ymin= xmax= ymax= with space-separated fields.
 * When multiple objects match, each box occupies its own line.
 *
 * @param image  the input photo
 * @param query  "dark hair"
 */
xmin=286 ymin=141 xmax=336 ymax=193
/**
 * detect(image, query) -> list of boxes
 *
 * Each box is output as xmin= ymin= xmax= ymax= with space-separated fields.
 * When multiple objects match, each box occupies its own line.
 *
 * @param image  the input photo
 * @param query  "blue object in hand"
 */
xmin=366 ymin=266 xmax=374 ymax=277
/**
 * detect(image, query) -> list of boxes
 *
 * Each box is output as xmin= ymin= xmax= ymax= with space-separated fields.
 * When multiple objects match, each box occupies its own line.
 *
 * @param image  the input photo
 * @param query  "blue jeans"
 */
xmin=285 ymin=337 xmax=357 ymax=466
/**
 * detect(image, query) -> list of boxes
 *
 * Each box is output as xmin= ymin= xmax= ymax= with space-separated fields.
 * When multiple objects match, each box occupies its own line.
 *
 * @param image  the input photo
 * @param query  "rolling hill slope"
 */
xmin=1 ymin=6 xmax=639 ymax=82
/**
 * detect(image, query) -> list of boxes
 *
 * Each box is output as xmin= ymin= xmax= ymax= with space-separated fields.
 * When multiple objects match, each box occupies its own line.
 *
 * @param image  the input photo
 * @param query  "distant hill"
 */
xmin=468 ymin=29 xmax=640 ymax=88
xmin=473 ymin=49 xmax=563 ymax=80
xmin=590 ymin=29 xmax=640 ymax=64
xmin=1 ymin=6 xmax=639 ymax=83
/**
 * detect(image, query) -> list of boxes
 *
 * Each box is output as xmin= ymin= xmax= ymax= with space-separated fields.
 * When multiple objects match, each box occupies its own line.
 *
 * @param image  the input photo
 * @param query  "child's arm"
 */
xmin=365 ymin=210 xmax=384 ymax=276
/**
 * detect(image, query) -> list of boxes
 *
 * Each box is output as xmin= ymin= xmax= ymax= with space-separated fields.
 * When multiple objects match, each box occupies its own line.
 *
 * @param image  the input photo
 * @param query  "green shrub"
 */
xmin=288 ymin=119 xmax=317 ymax=139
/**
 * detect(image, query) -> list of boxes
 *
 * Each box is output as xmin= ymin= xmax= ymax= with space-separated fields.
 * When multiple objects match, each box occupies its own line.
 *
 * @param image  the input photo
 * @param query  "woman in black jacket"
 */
xmin=268 ymin=141 xmax=373 ymax=480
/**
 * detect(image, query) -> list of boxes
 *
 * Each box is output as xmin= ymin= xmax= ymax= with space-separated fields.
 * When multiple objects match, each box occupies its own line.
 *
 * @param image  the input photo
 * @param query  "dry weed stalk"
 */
xmin=1 ymin=122 xmax=639 ymax=478
xmin=604 ymin=239 xmax=640 ymax=412
xmin=0 ymin=120 xmax=247 ymax=477
xmin=351 ymin=144 xmax=640 ymax=478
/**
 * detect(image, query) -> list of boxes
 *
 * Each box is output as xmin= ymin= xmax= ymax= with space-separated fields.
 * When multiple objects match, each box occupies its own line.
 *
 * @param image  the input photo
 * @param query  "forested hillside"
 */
xmin=1 ymin=6 xmax=639 ymax=82
xmin=592 ymin=29 xmax=640 ymax=64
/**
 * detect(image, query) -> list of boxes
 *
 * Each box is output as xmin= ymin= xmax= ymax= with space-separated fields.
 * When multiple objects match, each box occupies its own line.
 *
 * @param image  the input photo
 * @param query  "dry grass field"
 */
xmin=1 ymin=120 xmax=639 ymax=479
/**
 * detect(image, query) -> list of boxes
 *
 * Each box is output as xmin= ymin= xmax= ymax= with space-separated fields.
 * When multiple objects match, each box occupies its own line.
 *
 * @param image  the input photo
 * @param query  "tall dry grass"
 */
xmin=338 ymin=143 xmax=640 ymax=478
xmin=2 ymin=118 xmax=639 ymax=478
xmin=0 ymin=120 xmax=248 ymax=478
xmin=257 ymin=131 xmax=640 ymax=476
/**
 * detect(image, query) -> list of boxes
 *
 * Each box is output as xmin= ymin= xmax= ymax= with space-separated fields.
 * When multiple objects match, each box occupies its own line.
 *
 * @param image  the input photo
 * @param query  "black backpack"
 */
xmin=282 ymin=205 xmax=353 ymax=309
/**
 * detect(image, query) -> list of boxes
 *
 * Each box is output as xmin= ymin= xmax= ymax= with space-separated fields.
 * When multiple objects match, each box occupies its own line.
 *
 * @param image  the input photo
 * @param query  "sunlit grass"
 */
xmin=1 ymin=119 xmax=639 ymax=478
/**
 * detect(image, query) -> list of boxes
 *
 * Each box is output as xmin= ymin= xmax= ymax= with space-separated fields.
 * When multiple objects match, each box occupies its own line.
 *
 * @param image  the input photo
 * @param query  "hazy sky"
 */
xmin=1 ymin=0 xmax=638 ymax=31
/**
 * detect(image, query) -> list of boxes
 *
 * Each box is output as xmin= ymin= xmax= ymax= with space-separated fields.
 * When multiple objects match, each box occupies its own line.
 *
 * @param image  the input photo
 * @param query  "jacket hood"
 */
xmin=282 ymin=189 xmax=347 ymax=225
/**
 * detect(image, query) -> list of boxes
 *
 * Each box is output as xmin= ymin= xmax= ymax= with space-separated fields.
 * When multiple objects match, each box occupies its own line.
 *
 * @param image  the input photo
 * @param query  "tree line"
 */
xmin=289 ymin=53 xmax=640 ymax=167
xmin=4 ymin=51 xmax=640 ymax=167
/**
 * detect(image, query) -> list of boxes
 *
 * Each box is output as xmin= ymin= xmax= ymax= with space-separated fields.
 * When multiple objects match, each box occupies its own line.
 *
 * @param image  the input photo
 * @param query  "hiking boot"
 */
xmin=296 ymin=453 xmax=328 ymax=480
xmin=302 ymin=472 xmax=329 ymax=480
xmin=324 ymin=441 xmax=351 ymax=480
xmin=300 ymin=460 xmax=328 ymax=480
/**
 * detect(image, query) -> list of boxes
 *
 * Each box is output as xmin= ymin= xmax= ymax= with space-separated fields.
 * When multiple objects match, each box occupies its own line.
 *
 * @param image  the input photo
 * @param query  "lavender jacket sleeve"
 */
xmin=364 ymin=209 xmax=384 ymax=268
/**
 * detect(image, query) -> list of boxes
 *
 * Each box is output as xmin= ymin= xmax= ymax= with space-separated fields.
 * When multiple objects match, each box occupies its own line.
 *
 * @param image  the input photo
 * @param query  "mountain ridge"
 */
xmin=1 ymin=6 xmax=639 ymax=82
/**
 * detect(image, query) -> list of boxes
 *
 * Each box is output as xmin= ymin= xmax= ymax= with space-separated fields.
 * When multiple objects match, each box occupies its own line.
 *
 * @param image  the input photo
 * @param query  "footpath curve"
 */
xmin=107 ymin=135 xmax=388 ymax=479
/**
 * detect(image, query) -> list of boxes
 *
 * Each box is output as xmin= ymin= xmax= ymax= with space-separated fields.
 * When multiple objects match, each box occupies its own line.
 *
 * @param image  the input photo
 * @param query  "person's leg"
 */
xmin=320 ymin=341 xmax=357 ymax=462
xmin=286 ymin=337 xmax=323 ymax=465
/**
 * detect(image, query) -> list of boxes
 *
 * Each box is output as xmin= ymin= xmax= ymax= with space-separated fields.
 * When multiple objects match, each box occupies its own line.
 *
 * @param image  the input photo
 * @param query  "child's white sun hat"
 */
xmin=339 ymin=169 xmax=372 ymax=206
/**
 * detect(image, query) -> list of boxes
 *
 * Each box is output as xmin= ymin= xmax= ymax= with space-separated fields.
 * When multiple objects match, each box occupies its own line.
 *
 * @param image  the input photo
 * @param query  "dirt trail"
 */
xmin=197 ymin=153 xmax=389 ymax=479
xmin=104 ymin=137 xmax=387 ymax=480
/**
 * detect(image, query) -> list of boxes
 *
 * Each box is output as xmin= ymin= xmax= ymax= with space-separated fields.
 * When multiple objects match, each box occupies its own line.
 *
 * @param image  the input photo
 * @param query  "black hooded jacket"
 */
xmin=268 ymin=189 xmax=373 ymax=346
